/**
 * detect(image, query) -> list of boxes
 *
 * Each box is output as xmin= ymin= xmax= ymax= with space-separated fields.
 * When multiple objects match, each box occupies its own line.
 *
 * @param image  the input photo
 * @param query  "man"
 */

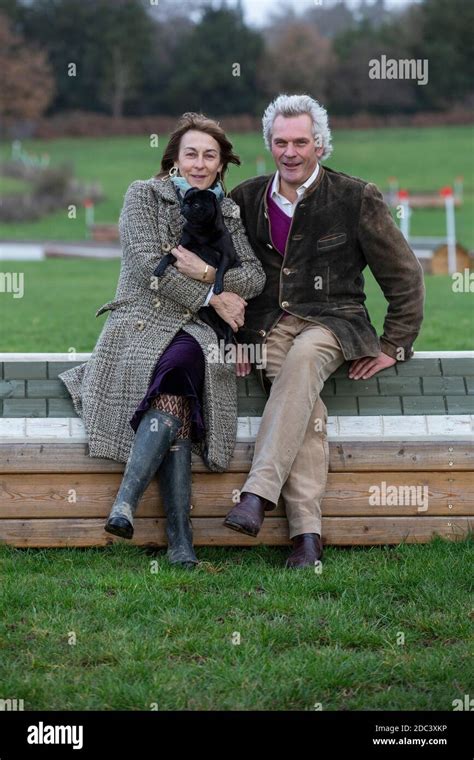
xmin=223 ymin=94 xmax=425 ymax=568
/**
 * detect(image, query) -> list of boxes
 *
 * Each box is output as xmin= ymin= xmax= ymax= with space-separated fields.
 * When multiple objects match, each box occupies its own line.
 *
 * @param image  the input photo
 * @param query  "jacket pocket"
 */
xmin=95 ymin=298 xmax=133 ymax=318
xmin=317 ymin=232 xmax=347 ymax=252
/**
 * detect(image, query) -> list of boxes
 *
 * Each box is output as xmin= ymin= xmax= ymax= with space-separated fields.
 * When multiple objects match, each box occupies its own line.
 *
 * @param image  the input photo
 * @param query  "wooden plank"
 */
xmin=0 ymin=517 xmax=471 ymax=548
xmin=1 ymin=441 xmax=473 ymax=473
xmin=1 ymin=472 xmax=473 ymax=518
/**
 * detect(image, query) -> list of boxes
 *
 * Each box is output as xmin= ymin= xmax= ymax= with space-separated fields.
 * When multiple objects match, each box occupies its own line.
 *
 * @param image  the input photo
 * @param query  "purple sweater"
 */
xmin=267 ymin=185 xmax=292 ymax=319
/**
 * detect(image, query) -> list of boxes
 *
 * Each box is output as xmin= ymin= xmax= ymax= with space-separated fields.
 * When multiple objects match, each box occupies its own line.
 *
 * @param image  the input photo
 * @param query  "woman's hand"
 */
xmin=209 ymin=292 xmax=247 ymax=332
xmin=236 ymin=343 xmax=252 ymax=376
xmin=171 ymin=244 xmax=216 ymax=283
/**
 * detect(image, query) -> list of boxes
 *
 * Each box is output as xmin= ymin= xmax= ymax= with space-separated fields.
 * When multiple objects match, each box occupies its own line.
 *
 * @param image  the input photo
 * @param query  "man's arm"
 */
xmin=358 ymin=182 xmax=425 ymax=362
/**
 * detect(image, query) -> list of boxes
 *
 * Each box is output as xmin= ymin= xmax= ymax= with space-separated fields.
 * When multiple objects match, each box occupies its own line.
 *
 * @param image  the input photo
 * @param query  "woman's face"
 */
xmin=175 ymin=130 xmax=223 ymax=190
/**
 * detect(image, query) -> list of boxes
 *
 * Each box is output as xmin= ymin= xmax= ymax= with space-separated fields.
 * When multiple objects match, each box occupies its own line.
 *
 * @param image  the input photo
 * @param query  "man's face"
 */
xmin=270 ymin=114 xmax=324 ymax=187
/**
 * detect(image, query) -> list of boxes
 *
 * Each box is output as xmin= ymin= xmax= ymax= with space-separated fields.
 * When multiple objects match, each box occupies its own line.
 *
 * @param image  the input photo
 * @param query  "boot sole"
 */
xmin=104 ymin=522 xmax=133 ymax=540
xmin=223 ymin=518 xmax=260 ymax=538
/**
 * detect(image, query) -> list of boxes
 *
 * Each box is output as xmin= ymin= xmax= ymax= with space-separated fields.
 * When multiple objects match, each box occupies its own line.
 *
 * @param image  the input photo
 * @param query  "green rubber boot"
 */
xmin=105 ymin=408 xmax=182 ymax=539
xmin=158 ymin=438 xmax=198 ymax=568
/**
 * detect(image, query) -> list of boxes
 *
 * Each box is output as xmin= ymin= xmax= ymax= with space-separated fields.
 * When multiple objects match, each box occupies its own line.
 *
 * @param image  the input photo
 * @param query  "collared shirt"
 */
xmin=205 ymin=164 xmax=320 ymax=304
xmin=270 ymin=162 xmax=320 ymax=218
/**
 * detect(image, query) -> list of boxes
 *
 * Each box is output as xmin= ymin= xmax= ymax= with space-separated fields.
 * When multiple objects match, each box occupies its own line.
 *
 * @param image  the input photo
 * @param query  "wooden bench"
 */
xmin=1 ymin=352 xmax=473 ymax=548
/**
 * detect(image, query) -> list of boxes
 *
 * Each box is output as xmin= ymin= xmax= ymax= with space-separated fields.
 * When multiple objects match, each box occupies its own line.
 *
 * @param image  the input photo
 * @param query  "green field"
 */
xmin=1 ymin=125 xmax=472 ymax=351
xmin=0 ymin=539 xmax=472 ymax=711
xmin=1 ymin=126 xmax=473 ymax=247
xmin=1 ymin=259 xmax=472 ymax=351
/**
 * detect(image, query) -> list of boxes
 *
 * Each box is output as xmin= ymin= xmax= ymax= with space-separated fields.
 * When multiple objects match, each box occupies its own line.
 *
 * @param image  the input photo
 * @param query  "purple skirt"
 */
xmin=129 ymin=330 xmax=206 ymax=442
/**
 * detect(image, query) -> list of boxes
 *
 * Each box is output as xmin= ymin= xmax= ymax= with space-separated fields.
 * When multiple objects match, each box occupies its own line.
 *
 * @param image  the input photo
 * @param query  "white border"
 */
xmin=0 ymin=415 xmax=472 ymax=443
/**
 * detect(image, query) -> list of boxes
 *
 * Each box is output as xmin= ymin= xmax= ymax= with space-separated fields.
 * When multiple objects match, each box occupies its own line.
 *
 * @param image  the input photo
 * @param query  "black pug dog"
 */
xmin=153 ymin=187 xmax=241 ymax=345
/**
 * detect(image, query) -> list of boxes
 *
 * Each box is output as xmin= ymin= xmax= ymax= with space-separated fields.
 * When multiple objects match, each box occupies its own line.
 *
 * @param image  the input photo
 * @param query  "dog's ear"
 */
xmin=209 ymin=192 xmax=219 ymax=211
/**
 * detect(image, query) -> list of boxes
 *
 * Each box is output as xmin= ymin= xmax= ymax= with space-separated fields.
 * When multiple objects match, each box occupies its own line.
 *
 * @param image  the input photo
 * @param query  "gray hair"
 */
xmin=262 ymin=94 xmax=333 ymax=161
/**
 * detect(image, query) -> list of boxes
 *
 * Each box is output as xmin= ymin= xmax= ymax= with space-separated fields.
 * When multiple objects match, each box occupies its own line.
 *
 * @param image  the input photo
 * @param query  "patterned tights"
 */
xmin=150 ymin=393 xmax=191 ymax=439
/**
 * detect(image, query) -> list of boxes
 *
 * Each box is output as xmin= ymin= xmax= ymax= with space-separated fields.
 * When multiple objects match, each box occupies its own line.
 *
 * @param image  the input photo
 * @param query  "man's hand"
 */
xmin=171 ymin=244 xmax=216 ymax=282
xmin=209 ymin=292 xmax=247 ymax=332
xmin=349 ymin=352 xmax=396 ymax=379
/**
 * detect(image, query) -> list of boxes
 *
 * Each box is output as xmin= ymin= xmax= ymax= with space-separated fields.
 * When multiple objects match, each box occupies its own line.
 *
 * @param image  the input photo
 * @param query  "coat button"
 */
xmin=184 ymin=309 xmax=192 ymax=318
xmin=153 ymin=298 xmax=161 ymax=308
xmin=135 ymin=320 xmax=145 ymax=331
xmin=283 ymin=267 xmax=291 ymax=275
xmin=281 ymin=301 xmax=289 ymax=308
xmin=258 ymin=329 xmax=266 ymax=337
xmin=162 ymin=243 xmax=172 ymax=252
xmin=266 ymin=243 xmax=273 ymax=249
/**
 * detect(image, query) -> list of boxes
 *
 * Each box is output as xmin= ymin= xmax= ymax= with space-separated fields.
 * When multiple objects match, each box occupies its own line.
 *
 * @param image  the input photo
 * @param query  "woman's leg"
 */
xmin=153 ymin=394 xmax=197 ymax=568
xmin=105 ymin=405 xmax=182 ymax=539
xmin=150 ymin=393 xmax=191 ymax=439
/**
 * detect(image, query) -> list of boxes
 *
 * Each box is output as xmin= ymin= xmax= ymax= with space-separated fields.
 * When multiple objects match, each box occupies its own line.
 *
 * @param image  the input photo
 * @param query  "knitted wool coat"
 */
xmin=59 ymin=177 xmax=266 ymax=471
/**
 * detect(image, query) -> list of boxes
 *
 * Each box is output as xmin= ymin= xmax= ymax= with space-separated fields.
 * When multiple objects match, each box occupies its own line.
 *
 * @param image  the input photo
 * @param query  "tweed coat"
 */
xmin=230 ymin=165 xmax=425 ymax=393
xmin=58 ymin=177 xmax=266 ymax=471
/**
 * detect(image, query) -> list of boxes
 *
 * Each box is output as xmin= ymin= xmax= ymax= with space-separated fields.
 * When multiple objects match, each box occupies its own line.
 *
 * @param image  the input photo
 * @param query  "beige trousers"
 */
xmin=243 ymin=315 xmax=345 ymax=538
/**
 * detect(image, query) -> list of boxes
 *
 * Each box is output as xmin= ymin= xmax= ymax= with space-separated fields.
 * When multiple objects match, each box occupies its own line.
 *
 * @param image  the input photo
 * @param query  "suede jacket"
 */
xmin=230 ymin=165 xmax=425 ymax=374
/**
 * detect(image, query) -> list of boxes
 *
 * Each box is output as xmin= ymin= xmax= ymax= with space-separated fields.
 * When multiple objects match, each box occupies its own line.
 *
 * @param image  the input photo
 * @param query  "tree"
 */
xmin=11 ymin=0 xmax=152 ymax=116
xmin=259 ymin=23 xmax=335 ymax=105
xmin=97 ymin=0 xmax=152 ymax=118
xmin=303 ymin=0 xmax=356 ymax=39
xmin=415 ymin=0 xmax=474 ymax=106
xmin=0 ymin=11 xmax=55 ymax=136
xmin=163 ymin=5 xmax=265 ymax=116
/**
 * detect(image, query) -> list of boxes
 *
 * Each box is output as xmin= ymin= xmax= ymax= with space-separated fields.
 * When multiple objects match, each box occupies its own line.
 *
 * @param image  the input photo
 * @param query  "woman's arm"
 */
xmin=119 ymin=180 xmax=215 ymax=312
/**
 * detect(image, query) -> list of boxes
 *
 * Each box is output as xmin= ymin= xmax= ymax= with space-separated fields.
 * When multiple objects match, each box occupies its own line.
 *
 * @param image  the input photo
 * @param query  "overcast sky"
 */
xmin=239 ymin=0 xmax=413 ymax=27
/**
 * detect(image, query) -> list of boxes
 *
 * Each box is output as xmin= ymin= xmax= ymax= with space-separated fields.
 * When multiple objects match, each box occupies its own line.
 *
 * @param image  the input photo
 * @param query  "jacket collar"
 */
xmin=147 ymin=176 xmax=240 ymax=219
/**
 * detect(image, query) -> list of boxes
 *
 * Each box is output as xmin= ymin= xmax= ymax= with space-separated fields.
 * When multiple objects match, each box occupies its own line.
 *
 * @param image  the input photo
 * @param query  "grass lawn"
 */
xmin=0 ymin=258 xmax=472 ymax=351
xmin=0 ymin=125 xmax=473 ymax=247
xmin=0 ymin=538 xmax=472 ymax=711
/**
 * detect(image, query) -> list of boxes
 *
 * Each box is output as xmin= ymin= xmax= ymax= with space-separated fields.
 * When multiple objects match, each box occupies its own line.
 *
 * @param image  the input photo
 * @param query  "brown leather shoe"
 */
xmin=223 ymin=491 xmax=276 ymax=537
xmin=285 ymin=533 xmax=323 ymax=569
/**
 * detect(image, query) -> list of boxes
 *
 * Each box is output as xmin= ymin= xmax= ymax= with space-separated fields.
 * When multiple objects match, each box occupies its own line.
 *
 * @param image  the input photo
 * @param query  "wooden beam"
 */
xmin=0 ymin=517 xmax=470 ymax=548
xmin=0 ymin=472 xmax=472 ymax=517
xmin=1 ymin=441 xmax=473 ymax=473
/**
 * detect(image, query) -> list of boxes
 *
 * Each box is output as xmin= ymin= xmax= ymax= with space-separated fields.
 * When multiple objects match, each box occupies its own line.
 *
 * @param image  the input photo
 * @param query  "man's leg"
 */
xmin=224 ymin=316 xmax=344 ymax=539
xmin=281 ymin=317 xmax=345 ymax=540
xmin=223 ymin=316 xmax=299 ymax=536
xmin=243 ymin=320 xmax=343 ymax=504
xmin=280 ymin=394 xmax=329 ymax=540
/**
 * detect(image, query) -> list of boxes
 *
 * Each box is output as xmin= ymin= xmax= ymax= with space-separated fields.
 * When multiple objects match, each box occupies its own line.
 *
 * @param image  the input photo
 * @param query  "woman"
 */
xmin=59 ymin=113 xmax=266 ymax=569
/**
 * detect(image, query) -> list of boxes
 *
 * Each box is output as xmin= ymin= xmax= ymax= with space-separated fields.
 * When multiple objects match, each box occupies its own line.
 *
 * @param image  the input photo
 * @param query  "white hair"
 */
xmin=262 ymin=94 xmax=333 ymax=161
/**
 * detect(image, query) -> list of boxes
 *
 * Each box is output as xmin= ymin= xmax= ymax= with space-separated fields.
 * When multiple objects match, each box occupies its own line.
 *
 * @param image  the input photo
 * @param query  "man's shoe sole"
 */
xmin=223 ymin=517 xmax=260 ymax=538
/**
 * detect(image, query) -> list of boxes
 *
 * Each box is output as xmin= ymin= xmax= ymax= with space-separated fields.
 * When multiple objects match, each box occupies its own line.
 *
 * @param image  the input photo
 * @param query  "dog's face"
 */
xmin=181 ymin=188 xmax=217 ymax=226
